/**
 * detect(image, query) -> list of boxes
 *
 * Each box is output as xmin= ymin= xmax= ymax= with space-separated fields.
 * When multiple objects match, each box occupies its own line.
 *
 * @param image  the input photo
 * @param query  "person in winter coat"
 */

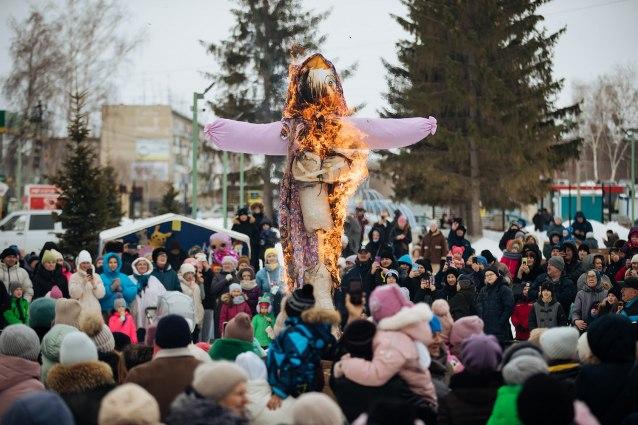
xmin=255 ymin=248 xmax=283 ymax=316
xmin=3 ymin=391 xmax=75 ymax=425
xmin=389 ymin=214 xmax=412 ymax=258
xmin=500 ymin=239 xmax=523 ymax=278
xmin=577 ymin=254 xmax=611 ymax=291
xmin=364 ymin=227 xmax=386 ymax=259
xmin=449 ymin=273 xmax=477 ymax=320
xmin=438 ymin=334 xmax=504 ymax=425
xmin=219 ymin=283 xmax=253 ymax=337
xmin=499 ymin=221 xmax=522 ymax=251
xmin=575 ymin=314 xmax=638 ymax=425
xmin=69 ymin=250 xmax=105 ymax=317
xmin=528 ymin=283 xmax=568 ymax=330
xmin=530 ymin=256 xmax=577 ymax=316
xmin=420 ymin=222 xmax=448 ymax=274
xmin=621 ymin=227 xmax=638 ymax=260
xmin=209 ymin=313 xmax=264 ymax=361
xmin=178 ymin=263 xmax=205 ymax=339
xmin=0 ymin=247 xmax=33 ymax=301
xmin=266 ymin=284 xmax=338 ymax=410
xmin=0 ymin=324 xmax=45 ymax=417
xmin=476 ymin=266 xmax=514 ymax=344
xmin=571 ymin=211 xmax=593 ymax=242
xmin=510 ymin=285 xmax=533 ymax=341
xmin=543 ymin=232 xmax=563 ymax=261
xmin=539 ymin=327 xmax=581 ymax=387
xmin=108 ymin=296 xmax=138 ymax=343
xmin=448 ymin=224 xmax=475 ymax=261
xmin=583 ymin=232 xmax=598 ymax=249
xmin=238 ymin=266 xmax=261 ymax=314
xmin=46 ymin=332 xmax=116 ymax=425
xmin=436 ymin=267 xmax=460 ymax=302
xmin=99 ymin=253 xmax=137 ymax=315
xmin=166 ymin=240 xmax=188 ymax=272
xmin=572 ymin=270 xmax=608 ymax=332
xmin=546 ymin=216 xmax=566 ymax=240
xmin=561 ymin=242 xmax=584 ymax=283
xmin=235 ymin=351 xmax=295 ymax=425
xmin=32 ymin=250 xmax=69 ymax=299
xmin=2 ymin=281 xmax=29 ymax=325
xmin=129 ymin=257 xmax=166 ymax=332
xmin=151 ymin=247 xmax=181 ymax=292
xmin=252 ymin=296 xmax=275 ymax=349
xmin=334 ymin=285 xmax=438 ymax=415
xmin=232 ymin=207 xmax=260 ymax=271
xmin=515 ymin=251 xmax=544 ymax=284
xmin=258 ymin=219 xmax=279 ymax=260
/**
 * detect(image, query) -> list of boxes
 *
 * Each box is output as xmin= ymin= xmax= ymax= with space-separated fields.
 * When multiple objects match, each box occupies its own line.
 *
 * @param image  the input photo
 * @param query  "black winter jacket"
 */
xmin=476 ymin=279 xmax=514 ymax=343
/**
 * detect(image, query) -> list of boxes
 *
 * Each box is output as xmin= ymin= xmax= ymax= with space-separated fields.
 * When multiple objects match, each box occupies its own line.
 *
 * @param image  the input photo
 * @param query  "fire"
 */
xmin=281 ymin=53 xmax=369 ymax=290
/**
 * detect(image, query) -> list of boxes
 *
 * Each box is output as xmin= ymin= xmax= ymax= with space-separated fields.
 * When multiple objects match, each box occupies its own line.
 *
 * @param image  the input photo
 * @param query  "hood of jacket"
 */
xmin=574 ymin=211 xmax=587 ymax=221
xmin=0 ymin=261 xmax=20 ymax=274
xmin=167 ymin=392 xmax=248 ymax=425
xmin=46 ymin=361 xmax=114 ymax=394
xmin=0 ymin=355 xmax=41 ymax=392
xmin=131 ymin=256 xmax=154 ymax=276
xmin=102 ymin=252 xmax=122 ymax=277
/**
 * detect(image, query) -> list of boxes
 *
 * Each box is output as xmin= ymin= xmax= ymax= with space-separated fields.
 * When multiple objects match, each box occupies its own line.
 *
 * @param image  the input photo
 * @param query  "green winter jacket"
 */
xmin=3 ymin=296 xmax=30 ymax=325
xmin=487 ymin=384 xmax=522 ymax=425
xmin=252 ymin=312 xmax=275 ymax=347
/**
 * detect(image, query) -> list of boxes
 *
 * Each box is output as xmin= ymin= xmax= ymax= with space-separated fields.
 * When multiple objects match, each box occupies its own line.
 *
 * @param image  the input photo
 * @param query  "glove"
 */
xmin=225 ymin=274 xmax=233 ymax=281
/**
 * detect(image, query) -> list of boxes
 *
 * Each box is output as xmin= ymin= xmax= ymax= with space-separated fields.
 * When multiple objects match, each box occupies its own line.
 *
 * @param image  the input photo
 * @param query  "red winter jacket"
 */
xmin=219 ymin=300 xmax=253 ymax=336
xmin=510 ymin=302 xmax=533 ymax=341
xmin=108 ymin=311 xmax=138 ymax=343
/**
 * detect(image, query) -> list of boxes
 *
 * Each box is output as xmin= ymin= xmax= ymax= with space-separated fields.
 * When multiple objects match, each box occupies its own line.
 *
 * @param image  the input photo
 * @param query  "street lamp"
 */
xmin=191 ymin=82 xmax=215 ymax=219
xmin=625 ymin=128 xmax=638 ymax=224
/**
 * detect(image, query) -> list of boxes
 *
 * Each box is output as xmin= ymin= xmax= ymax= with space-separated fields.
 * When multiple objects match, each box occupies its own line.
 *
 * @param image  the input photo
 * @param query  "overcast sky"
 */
xmin=1 ymin=0 xmax=637 ymax=122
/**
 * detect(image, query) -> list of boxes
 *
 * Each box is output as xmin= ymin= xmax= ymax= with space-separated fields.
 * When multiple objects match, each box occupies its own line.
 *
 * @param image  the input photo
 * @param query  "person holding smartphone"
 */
xmin=69 ymin=250 xmax=105 ymax=317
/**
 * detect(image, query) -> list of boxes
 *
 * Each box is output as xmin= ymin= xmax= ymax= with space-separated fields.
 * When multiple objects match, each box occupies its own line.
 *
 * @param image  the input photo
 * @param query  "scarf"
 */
xmin=135 ymin=273 xmax=150 ymax=294
xmin=266 ymin=263 xmax=278 ymax=272
xmin=232 ymin=296 xmax=245 ymax=305
xmin=241 ymin=280 xmax=257 ymax=290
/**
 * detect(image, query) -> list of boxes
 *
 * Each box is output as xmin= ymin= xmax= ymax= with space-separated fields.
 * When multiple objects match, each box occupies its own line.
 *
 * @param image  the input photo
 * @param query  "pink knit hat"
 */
xmin=183 ymin=258 xmax=199 ymax=267
xmin=431 ymin=299 xmax=454 ymax=341
xmin=369 ymin=284 xmax=413 ymax=323
xmin=449 ymin=315 xmax=484 ymax=356
xmin=451 ymin=246 xmax=465 ymax=256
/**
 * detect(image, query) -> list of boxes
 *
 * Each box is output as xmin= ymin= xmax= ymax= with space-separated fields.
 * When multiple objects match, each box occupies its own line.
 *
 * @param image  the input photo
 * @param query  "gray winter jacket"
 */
xmin=572 ymin=285 xmax=607 ymax=323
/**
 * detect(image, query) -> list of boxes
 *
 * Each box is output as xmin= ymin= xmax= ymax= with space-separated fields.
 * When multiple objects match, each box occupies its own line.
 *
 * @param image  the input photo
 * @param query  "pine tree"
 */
xmin=382 ymin=0 xmax=579 ymax=236
xmin=51 ymin=91 xmax=108 ymax=255
xmin=158 ymin=183 xmax=181 ymax=214
xmin=202 ymin=0 xmax=335 ymax=219
xmin=99 ymin=165 xmax=122 ymax=228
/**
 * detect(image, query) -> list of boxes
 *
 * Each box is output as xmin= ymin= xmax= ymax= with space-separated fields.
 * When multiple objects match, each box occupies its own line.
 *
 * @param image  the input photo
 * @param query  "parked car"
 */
xmin=0 ymin=210 xmax=64 ymax=254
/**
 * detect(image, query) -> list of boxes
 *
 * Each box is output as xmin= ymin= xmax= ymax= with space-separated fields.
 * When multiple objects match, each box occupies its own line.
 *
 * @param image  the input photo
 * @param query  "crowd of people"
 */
xmin=0 ymin=206 xmax=637 ymax=424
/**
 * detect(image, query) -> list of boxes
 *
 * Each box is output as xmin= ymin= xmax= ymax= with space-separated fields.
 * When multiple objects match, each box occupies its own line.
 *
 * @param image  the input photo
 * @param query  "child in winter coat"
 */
xmin=528 ymin=282 xmax=567 ymax=331
xmin=252 ymin=296 xmax=275 ymax=348
xmin=449 ymin=246 xmax=465 ymax=270
xmin=3 ymin=281 xmax=29 ymax=325
xmin=266 ymin=284 xmax=338 ymax=409
xmin=500 ymin=239 xmax=523 ymax=278
xmin=510 ymin=283 xmax=533 ymax=341
xmin=334 ymin=284 xmax=438 ymax=412
xmin=219 ymin=283 xmax=253 ymax=337
xmin=238 ymin=266 xmax=261 ymax=314
xmin=108 ymin=295 xmax=138 ymax=343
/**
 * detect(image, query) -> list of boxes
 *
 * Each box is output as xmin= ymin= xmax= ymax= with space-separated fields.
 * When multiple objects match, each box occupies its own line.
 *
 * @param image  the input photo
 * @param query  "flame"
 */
xmin=282 ymin=53 xmax=369 ymax=290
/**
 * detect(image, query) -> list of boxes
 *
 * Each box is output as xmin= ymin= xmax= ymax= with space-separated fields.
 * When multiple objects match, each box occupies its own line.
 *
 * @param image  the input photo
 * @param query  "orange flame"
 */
xmin=283 ymin=53 xmax=369 ymax=288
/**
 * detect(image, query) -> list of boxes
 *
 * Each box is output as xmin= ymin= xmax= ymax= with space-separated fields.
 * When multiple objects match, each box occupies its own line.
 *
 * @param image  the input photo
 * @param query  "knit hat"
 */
xmin=457 ymin=274 xmax=474 ymax=289
xmin=235 ymin=351 xmax=268 ymax=381
xmin=49 ymin=286 xmax=63 ymax=299
xmin=2 ymin=391 xmax=75 ymax=425
xmin=345 ymin=255 xmax=357 ymax=264
xmin=54 ymin=298 xmax=82 ymax=328
xmin=528 ymin=328 xmax=546 ymax=346
xmin=285 ymin=284 xmax=315 ymax=317
xmin=586 ymin=313 xmax=636 ymax=363
xmin=50 ymin=249 xmax=63 ymax=261
xmin=474 ymin=255 xmax=488 ymax=267
xmin=540 ymin=327 xmax=579 ymax=361
xmin=547 ymin=256 xmax=565 ymax=272
xmin=155 ymin=314 xmax=191 ymax=349
xmin=481 ymin=250 xmax=497 ymax=264
xmin=342 ymin=319 xmax=376 ymax=360
xmin=192 ymin=361 xmax=248 ymax=401
xmin=429 ymin=315 xmax=442 ymax=334
xmin=238 ymin=265 xmax=256 ymax=279
xmin=0 ymin=324 xmax=41 ymax=361
xmin=431 ymin=299 xmax=454 ymax=339
xmin=98 ymin=383 xmax=161 ymax=425
xmin=178 ymin=262 xmax=196 ymax=276
xmin=75 ymin=250 xmax=92 ymax=267
xmin=222 ymin=255 xmax=238 ymax=268
xmin=632 ymin=254 xmax=638 ymax=264
xmin=264 ymin=248 xmax=278 ymax=260
xmin=292 ymin=392 xmax=344 ymax=425
xmin=517 ymin=374 xmax=574 ymax=425
xmin=59 ymin=332 xmax=98 ymax=365
xmin=228 ymin=282 xmax=242 ymax=293
xmin=41 ymin=250 xmax=57 ymax=264
xmin=385 ymin=269 xmax=399 ymax=280
xmin=40 ymin=325 xmax=79 ymax=381
xmin=460 ymin=334 xmax=503 ymax=373
xmin=79 ymin=311 xmax=115 ymax=353
xmin=257 ymin=295 xmax=271 ymax=309
xmin=223 ymin=312 xmax=253 ymax=342
xmin=8 ymin=281 xmax=23 ymax=295
xmin=369 ymin=284 xmax=412 ymax=323
xmin=113 ymin=294 xmax=126 ymax=310
xmin=577 ymin=332 xmax=596 ymax=364
xmin=501 ymin=342 xmax=544 ymax=366
xmin=0 ymin=246 xmax=19 ymax=260
xmin=451 ymin=246 xmax=465 ymax=256
xmin=27 ymin=298 xmax=54 ymax=331
xmin=449 ymin=315 xmax=485 ymax=355
xmin=502 ymin=354 xmax=548 ymax=385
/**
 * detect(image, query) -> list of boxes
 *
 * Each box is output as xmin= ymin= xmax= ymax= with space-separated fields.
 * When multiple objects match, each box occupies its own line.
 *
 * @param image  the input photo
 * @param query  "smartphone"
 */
xmin=86 ymin=268 xmax=93 ymax=276
xmin=375 ymin=256 xmax=381 ymax=263
xmin=348 ymin=279 xmax=364 ymax=306
xmin=521 ymin=258 xmax=528 ymax=266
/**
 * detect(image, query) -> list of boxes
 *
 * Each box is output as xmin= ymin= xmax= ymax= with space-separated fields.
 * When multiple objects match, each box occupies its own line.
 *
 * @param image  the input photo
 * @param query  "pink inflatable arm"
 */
xmin=204 ymin=119 xmax=286 ymax=155
xmin=344 ymin=116 xmax=437 ymax=150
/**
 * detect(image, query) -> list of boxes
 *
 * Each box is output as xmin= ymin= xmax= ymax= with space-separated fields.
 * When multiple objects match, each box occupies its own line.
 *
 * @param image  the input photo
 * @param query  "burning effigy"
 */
xmin=205 ymin=52 xmax=437 ymax=310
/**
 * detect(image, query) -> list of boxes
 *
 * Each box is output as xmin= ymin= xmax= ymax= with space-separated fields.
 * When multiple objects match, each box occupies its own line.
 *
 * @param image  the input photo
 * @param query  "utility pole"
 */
xmin=191 ymin=82 xmax=215 ymax=219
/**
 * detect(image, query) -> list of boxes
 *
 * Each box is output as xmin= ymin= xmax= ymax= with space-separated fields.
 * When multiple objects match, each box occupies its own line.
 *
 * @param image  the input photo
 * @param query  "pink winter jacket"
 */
xmin=337 ymin=325 xmax=438 ymax=407
xmin=0 ymin=355 xmax=45 ymax=417
xmin=108 ymin=311 xmax=139 ymax=343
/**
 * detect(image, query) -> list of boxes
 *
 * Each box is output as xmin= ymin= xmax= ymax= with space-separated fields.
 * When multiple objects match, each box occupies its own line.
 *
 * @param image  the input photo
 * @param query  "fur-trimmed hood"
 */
xmin=46 ymin=361 xmax=114 ymax=394
xmin=378 ymin=302 xmax=433 ymax=331
xmin=301 ymin=307 xmax=341 ymax=325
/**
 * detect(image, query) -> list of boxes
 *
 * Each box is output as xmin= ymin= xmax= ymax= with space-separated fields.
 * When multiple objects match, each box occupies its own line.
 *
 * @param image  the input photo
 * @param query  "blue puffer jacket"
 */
xmin=266 ymin=309 xmax=337 ymax=398
xmin=99 ymin=252 xmax=137 ymax=312
xmin=477 ymin=278 xmax=514 ymax=343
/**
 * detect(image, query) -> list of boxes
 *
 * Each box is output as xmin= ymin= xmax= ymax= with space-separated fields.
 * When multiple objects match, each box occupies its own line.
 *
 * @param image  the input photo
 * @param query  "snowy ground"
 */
xmin=471 ymin=220 xmax=630 ymax=260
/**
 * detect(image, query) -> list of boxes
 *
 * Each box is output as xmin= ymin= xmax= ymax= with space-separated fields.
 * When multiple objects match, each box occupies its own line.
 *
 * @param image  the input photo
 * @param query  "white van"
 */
xmin=0 ymin=210 xmax=64 ymax=254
